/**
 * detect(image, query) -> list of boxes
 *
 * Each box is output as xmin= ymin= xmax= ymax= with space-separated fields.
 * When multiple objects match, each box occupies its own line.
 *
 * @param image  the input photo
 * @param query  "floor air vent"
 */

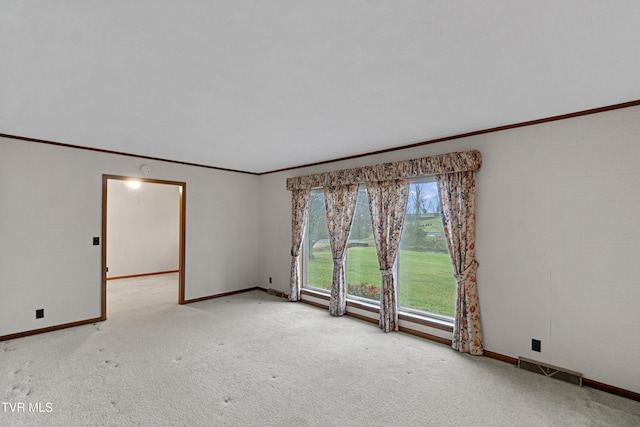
xmin=518 ymin=357 xmax=582 ymax=387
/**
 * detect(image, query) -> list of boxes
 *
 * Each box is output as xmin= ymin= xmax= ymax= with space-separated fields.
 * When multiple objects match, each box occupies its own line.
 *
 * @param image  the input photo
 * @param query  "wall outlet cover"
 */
xmin=532 ymin=339 xmax=541 ymax=352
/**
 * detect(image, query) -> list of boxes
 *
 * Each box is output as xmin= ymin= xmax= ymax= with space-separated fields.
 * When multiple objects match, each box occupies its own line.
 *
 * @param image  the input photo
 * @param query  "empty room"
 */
xmin=1 ymin=1 xmax=640 ymax=426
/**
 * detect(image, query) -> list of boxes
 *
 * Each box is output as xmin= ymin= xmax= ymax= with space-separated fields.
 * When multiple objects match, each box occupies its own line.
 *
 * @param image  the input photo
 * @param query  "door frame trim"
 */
xmin=101 ymin=175 xmax=187 ymax=320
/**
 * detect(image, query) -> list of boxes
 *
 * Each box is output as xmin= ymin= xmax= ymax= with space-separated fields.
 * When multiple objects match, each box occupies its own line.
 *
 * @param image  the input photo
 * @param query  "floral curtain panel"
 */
xmin=323 ymin=185 xmax=358 ymax=316
xmin=437 ymin=171 xmax=483 ymax=355
xmin=366 ymin=179 xmax=410 ymax=332
xmin=289 ymin=189 xmax=311 ymax=301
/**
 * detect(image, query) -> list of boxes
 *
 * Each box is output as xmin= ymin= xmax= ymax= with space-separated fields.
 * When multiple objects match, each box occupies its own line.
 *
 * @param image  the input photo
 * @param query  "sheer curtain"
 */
xmin=366 ymin=179 xmax=410 ymax=332
xmin=323 ymin=185 xmax=358 ymax=316
xmin=289 ymin=189 xmax=311 ymax=302
xmin=437 ymin=171 xmax=483 ymax=355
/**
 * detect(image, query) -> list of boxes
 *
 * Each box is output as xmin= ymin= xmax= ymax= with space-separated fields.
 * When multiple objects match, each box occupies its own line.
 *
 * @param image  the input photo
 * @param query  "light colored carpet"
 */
xmin=1 ymin=273 xmax=639 ymax=426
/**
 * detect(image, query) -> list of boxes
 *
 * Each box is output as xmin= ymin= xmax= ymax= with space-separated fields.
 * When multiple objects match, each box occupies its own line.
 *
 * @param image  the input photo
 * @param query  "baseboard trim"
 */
xmin=182 ymin=286 xmax=262 ymax=304
xmin=107 ymin=270 xmax=179 ymax=281
xmin=484 ymin=350 xmax=518 ymax=365
xmin=0 ymin=317 xmax=103 ymax=342
xmin=399 ymin=326 xmax=453 ymax=346
xmin=299 ymin=299 xmax=327 ymax=310
xmin=483 ymin=350 xmax=639 ymax=402
xmin=581 ymin=378 xmax=640 ymax=402
xmin=346 ymin=311 xmax=378 ymax=325
xmin=398 ymin=312 xmax=453 ymax=333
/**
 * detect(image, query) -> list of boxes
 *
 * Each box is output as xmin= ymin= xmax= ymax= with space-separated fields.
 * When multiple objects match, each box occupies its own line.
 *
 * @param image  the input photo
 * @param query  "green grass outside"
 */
xmin=307 ymin=246 xmax=456 ymax=317
xmin=414 ymin=215 xmax=445 ymax=233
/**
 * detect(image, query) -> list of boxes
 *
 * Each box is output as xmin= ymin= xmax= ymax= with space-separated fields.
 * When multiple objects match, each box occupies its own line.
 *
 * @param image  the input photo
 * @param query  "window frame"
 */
xmin=397 ymin=176 xmax=455 ymax=322
xmin=302 ymin=187 xmax=329 ymax=293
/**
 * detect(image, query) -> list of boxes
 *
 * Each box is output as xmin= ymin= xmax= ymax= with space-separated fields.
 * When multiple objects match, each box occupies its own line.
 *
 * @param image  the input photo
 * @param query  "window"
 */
xmin=304 ymin=179 xmax=456 ymax=319
xmin=306 ymin=189 xmax=331 ymax=290
xmin=399 ymin=179 xmax=456 ymax=318
xmin=305 ymin=186 xmax=379 ymax=298
xmin=345 ymin=185 xmax=379 ymax=301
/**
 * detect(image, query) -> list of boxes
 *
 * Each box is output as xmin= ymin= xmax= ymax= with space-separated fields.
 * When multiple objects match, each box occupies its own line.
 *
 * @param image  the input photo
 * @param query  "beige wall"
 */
xmin=0 ymin=137 xmax=260 ymax=336
xmin=106 ymin=180 xmax=180 ymax=278
xmin=258 ymin=105 xmax=640 ymax=394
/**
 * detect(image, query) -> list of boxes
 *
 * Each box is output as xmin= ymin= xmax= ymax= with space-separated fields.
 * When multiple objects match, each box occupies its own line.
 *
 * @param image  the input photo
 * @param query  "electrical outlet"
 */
xmin=93 ymin=237 xmax=100 ymax=245
xmin=36 ymin=309 xmax=44 ymax=319
xmin=532 ymin=339 xmax=541 ymax=352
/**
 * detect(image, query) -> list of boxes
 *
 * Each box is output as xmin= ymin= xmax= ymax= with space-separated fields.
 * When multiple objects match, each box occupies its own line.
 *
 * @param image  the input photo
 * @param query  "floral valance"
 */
xmin=286 ymin=149 xmax=482 ymax=191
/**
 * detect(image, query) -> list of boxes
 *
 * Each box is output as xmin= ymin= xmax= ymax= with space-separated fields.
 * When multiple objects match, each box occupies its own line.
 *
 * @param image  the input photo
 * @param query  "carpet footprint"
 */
xmin=100 ymin=351 xmax=121 ymax=369
xmin=103 ymin=359 xmax=121 ymax=368
xmin=2 ymin=341 xmax=17 ymax=352
xmin=8 ymin=361 xmax=33 ymax=397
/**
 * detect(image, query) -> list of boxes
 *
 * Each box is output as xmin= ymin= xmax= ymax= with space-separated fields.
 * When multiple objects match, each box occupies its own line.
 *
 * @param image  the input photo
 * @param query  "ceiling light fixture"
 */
xmin=127 ymin=180 xmax=141 ymax=190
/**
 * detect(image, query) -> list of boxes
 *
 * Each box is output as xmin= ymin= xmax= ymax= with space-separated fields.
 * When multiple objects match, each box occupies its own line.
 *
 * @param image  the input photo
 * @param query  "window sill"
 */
xmin=398 ymin=311 xmax=453 ymax=333
xmin=300 ymin=288 xmax=453 ymax=333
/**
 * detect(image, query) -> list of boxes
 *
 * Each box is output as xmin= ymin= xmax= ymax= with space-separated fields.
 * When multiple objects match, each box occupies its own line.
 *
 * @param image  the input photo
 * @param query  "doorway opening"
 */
xmin=101 ymin=175 xmax=186 ymax=320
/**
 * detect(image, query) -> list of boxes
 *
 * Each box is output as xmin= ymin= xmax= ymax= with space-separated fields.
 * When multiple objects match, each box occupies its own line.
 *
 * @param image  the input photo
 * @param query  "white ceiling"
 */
xmin=2 ymin=1 xmax=640 ymax=173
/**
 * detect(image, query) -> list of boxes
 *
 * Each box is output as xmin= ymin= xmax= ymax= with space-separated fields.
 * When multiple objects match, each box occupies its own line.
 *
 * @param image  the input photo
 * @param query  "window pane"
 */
xmin=399 ymin=180 xmax=456 ymax=317
xmin=306 ymin=189 xmax=332 ymax=290
xmin=346 ymin=186 xmax=380 ymax=301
